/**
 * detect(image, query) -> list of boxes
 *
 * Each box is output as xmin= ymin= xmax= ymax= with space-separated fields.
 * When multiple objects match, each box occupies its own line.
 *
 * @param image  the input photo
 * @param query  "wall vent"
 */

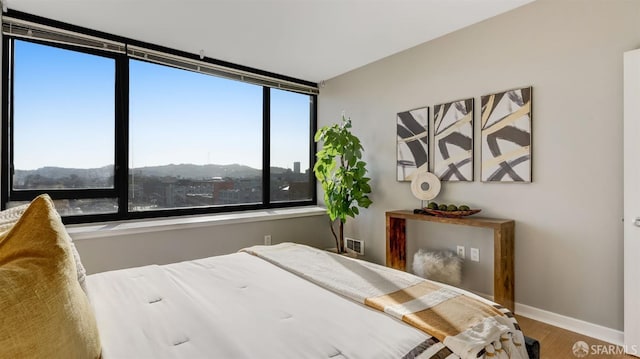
xmin=345 ymin=237 xmax=364 ymax=255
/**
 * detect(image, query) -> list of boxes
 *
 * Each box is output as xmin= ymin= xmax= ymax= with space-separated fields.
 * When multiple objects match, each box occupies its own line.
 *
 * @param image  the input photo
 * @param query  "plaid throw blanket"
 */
xmin=242 ymin=243 xmax=527 ymax=359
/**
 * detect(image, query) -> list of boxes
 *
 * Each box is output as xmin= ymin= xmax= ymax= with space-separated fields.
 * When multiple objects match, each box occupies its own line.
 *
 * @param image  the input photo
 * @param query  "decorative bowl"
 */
xmin=418 ymin=208 xmax=481 ymax=218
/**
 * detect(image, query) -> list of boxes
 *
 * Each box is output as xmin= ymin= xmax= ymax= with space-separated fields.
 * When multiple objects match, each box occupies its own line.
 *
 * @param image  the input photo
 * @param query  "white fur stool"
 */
xmin=412 ymin=249 xmax=462 ymax=286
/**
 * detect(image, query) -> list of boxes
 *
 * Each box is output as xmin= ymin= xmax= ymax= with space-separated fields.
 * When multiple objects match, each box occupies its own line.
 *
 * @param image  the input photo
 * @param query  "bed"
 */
xmin=0 ymin=195 xmax=538 ymax=359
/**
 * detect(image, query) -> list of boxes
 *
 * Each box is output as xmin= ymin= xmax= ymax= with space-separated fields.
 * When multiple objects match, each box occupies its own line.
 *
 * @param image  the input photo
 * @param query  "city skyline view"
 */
xmin=13 ymin=39 xmax=311 ymax=172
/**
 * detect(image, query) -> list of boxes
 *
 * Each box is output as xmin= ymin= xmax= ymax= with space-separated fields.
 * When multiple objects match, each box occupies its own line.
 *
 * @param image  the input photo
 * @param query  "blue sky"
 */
xmin=13 ymin=39 xmax=310 ymax=172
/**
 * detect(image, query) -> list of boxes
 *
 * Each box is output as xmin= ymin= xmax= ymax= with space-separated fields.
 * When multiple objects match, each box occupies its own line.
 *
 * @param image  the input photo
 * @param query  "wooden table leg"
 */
xmin=386 ymin=215 xmax=407 ymax=271
xmin=494 ymin=221 xmax=515 ymax=311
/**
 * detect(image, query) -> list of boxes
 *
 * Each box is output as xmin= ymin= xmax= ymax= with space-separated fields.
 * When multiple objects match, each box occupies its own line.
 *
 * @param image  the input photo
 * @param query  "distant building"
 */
xmin=212 ymin=178 xmax=234 ymax=204
xmin=215 ymin=177 xmax=261 ymax=205
xmin=293 ymin=161 xmax=301 ymax=174
xmin=289 ymin=181 xmax=311 ymax=200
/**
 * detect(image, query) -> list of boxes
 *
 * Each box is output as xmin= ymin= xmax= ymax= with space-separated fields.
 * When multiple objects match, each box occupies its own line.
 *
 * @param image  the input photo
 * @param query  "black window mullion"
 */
xmin=115 ymin=54 xmax=129 ymax=217
xmin=262 ymin=87 xmax=271 ymax=205
xmin=1 ymin=37 xmax=12 ymax=210
xmin=310 ymin=94 xmax=318 ymax=203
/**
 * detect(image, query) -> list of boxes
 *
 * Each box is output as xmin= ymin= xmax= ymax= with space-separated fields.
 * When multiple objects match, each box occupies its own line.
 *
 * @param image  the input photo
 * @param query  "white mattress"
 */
xmin=87 ymin=252 xmax=431 ymax=359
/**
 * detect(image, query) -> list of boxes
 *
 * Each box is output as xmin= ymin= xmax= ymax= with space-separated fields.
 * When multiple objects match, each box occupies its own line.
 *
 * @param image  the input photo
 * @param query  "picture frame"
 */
xmin=396 ymin=106 xmax=429 ymax=181
xmin=433 ymin=98 xmax=474 ymax=181
xmin=480 ymin=86 xmax=532 ymax=182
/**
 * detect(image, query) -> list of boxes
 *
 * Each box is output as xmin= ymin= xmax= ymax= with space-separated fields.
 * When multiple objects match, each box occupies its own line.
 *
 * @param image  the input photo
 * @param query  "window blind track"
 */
xmin=1 ymin=17 xmax=126 ymax=54
xmin=127 ymin=45 xmax=319 ymax=95
xmin=1 ymin=16 xmax=319 ymax=95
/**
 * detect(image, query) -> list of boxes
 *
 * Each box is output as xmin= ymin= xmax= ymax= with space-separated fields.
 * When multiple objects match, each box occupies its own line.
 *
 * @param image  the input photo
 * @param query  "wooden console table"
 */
xmin=386 ymin=210 xmax=515 ymax=311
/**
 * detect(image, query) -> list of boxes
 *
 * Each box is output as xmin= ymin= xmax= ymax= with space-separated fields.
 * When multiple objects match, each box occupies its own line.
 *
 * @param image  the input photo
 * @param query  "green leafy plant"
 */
xmin=313 ymin=115 xmax=372 ymax=253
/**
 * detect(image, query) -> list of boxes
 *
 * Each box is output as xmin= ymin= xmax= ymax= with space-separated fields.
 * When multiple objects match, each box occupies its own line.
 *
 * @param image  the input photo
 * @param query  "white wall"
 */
xmin=74 ymin=215 xmax=333 ymax=274
xmin=319 ymin=0 xmax=640 ymax=331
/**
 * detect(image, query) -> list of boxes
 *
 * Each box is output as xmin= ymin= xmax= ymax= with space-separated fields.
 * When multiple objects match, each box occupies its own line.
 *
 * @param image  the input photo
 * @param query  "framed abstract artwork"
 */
xmin=396 ymin=107 xmax=429 ymax=181
xmin=433 ymin=98 xmax=474 ymax=181
xmin=480 ymin=87 xmax=532 ymax=182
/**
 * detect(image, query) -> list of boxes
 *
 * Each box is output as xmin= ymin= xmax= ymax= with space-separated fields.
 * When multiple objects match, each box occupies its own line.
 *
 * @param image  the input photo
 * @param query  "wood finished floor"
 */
xmin=516 ymin=315 xmax=637 ymax=359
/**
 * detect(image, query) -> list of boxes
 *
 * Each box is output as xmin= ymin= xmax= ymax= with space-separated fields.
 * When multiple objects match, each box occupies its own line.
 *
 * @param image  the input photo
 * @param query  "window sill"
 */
xmin=66 ymin=206 xmax=328 ymax=241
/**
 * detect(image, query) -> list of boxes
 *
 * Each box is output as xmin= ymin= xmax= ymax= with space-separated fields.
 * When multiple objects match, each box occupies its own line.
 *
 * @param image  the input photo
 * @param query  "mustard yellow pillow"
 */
xmin=0 ymin=201 xmax=88 ymax=293
xmin=0 ymin=195 xmax=101 ymax=358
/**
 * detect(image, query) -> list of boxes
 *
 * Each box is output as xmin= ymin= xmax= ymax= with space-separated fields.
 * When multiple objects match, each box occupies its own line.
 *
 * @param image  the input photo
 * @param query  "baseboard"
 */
xmin=467 ymin=290 xmax=624 ymax=346
xmin=515 ymin=302 xmax=624 ymax=346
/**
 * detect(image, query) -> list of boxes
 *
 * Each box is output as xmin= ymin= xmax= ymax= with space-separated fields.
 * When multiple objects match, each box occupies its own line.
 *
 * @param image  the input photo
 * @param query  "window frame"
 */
xmin=1 ymin=10 xmax=317 ymax=224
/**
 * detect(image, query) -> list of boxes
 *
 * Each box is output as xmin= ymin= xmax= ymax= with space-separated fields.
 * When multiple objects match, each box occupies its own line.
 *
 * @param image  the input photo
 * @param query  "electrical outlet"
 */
xmin=470 ymin=248 xmax=479 ymax=262
xmin=264 ymin=235 xmax=272 ymax=245
xmin=456 ymin=245 xmax=465 ymax=259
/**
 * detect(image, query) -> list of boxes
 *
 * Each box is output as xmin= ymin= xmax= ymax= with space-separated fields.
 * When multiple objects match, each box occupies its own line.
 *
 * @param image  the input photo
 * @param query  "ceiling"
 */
xmin=5 ymin=0 xmax=534 ymax=84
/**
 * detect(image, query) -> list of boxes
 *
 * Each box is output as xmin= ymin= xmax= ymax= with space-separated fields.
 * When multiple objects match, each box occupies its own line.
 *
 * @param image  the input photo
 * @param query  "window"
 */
xmin=2 ymin=14 xmax=317 ymax=223
xmin=6 ymin=39 xmax=120 ymax=216
xmin=13 ymin=40 xmax=115 ymax=191
xmin=129 ymin=59 xmax=263 ymax=210
xmin=270 ymin=88 xmax=313 ymax=202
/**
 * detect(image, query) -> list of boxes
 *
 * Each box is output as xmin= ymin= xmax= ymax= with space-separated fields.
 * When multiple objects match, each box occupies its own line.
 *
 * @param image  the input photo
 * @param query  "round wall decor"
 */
xmin=410 ymin=171 xmax=441 ymax=201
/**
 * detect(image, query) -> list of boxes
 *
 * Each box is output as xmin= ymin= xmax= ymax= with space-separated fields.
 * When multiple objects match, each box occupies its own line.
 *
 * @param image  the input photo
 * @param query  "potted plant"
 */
xmin=313 ymin=115 xmax=372 ymax=254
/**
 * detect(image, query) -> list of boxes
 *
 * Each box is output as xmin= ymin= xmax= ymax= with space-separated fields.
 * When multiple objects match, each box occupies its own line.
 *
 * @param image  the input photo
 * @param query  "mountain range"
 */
xmin=15 ymin=163 xmax=293 ymax=181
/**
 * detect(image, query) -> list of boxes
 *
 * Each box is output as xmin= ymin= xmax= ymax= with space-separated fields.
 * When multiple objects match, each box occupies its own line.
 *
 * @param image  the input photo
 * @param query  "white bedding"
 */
xmin=87 ymin=252 xmax=434 ymax=359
